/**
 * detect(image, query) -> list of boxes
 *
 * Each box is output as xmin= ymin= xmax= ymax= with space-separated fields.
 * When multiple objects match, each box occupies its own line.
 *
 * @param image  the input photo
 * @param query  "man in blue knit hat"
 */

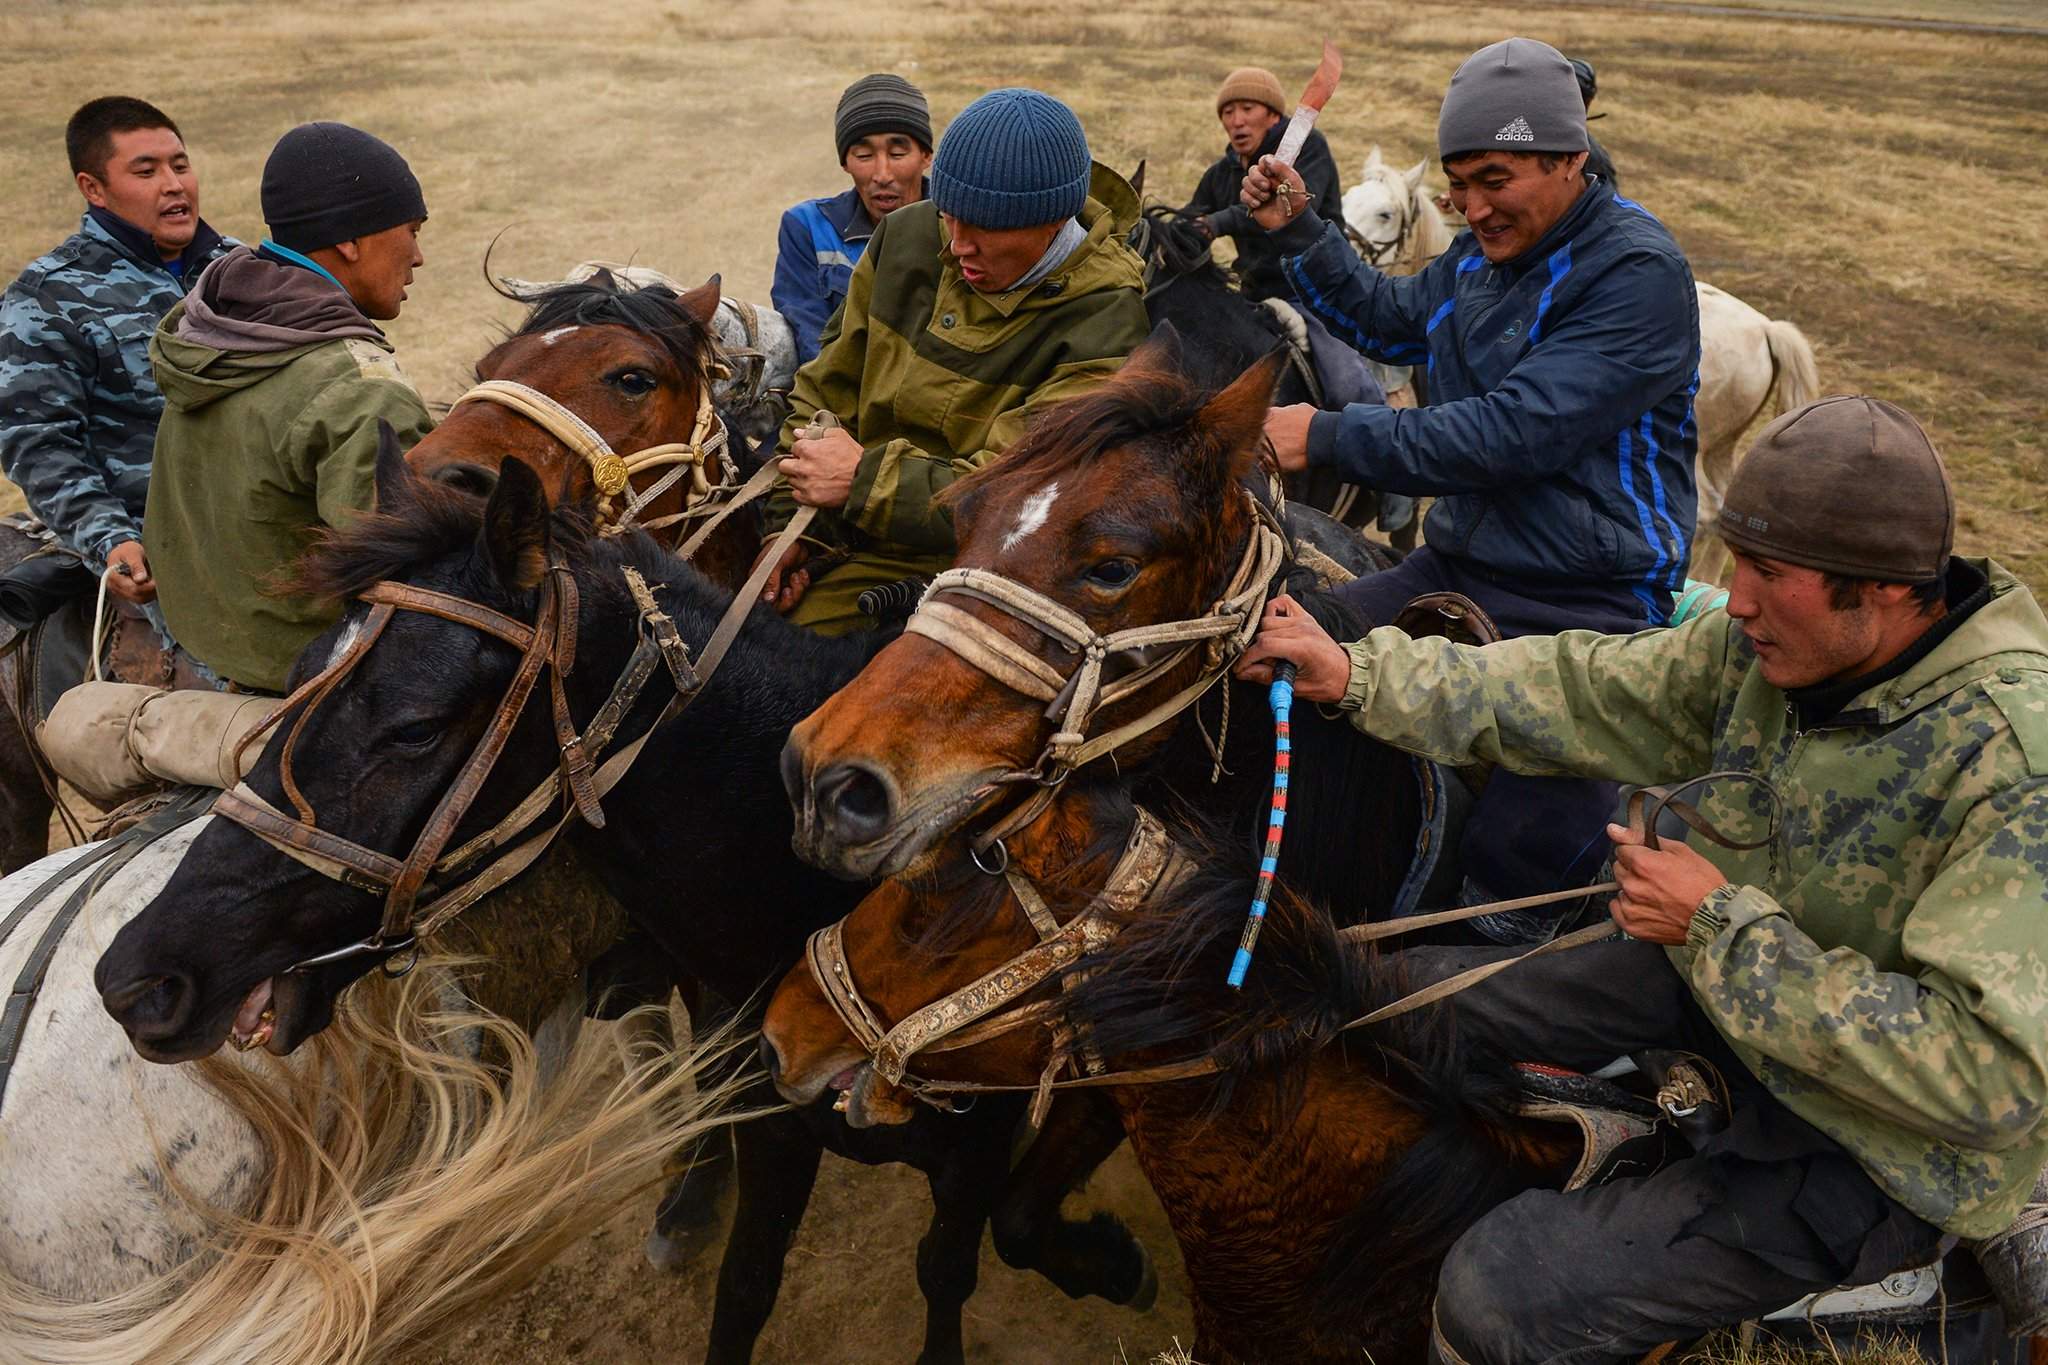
xmin=758 ymin=87 xmax=1149 ymax=635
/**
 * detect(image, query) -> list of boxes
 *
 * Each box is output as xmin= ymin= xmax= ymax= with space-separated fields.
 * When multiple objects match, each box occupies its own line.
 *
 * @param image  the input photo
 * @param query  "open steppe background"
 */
xmin=3 ymin=1 xmax=2043 ymax=1360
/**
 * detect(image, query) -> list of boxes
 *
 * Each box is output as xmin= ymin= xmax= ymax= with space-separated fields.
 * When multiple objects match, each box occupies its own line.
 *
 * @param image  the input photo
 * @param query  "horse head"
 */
xmin=784 ymin=333 xmax=1285 ymax=882
xmin=1340 ymin=145 xmax=1432 ymax=268
xmin=94 ymin=435 xmax=665 ymax=1062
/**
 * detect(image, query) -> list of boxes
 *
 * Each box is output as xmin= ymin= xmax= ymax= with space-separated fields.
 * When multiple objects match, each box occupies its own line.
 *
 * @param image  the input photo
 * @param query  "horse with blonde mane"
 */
xmin=0 ymin=811 xmax=752 ymax=1365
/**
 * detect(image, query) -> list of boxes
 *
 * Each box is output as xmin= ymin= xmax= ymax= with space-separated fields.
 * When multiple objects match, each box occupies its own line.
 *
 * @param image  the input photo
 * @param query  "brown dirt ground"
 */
xmin=4 ymin=1 xmax=2043 ymax=1361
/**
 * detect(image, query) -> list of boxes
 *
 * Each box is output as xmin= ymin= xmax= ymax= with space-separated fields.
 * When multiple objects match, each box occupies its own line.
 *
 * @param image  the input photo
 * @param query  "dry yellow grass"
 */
xmin=3 ymin=0 xmax=2043 ymax=595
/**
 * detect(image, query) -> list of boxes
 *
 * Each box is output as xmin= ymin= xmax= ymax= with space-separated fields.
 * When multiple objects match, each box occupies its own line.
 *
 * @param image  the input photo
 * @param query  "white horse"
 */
xmin=1340 ymin=144 xmax=1455 ymax=278
xmin=1689 ymin=281 xmax=1821 ymax=582
xmin=0 ymin=813 xmax=745 ymax=1364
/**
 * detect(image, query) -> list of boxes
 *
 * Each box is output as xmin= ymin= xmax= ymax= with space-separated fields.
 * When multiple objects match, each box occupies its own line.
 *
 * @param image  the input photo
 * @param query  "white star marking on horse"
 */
xmin=540 ymin=326 xmax=579 ymax=346
xmin=1002 ymin=481 xmax=1060 ymax=553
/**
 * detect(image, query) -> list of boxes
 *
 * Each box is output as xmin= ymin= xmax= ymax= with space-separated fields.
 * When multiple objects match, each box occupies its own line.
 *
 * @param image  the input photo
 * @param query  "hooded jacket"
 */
xmin=0 ymin=212 xmax=233 ymax=568
xmin=1334 ymin=559 xmax=2048 ymax=1238
xmin=765 ymin=162 xmax=1149 ymax=567
xmin=144 ymin=247 xmax=432 ymax=692
xmin=1272 ymin=179 xmax=1700 ymax=619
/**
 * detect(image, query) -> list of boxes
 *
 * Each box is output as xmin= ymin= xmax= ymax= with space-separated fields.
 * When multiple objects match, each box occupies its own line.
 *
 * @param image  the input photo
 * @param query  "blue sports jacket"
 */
xmin=1275 ymin=179 xmax=1701 ymax=619
xmin=772 ymin=188 xmax=876 ymax=364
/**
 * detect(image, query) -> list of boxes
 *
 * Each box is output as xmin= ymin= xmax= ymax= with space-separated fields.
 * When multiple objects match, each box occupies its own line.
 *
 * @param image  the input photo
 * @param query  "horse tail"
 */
xmin=1763 ymin=316 xmax=1821 ymax=416
xmin=0 ymin=957 xmax=755 ymax=1365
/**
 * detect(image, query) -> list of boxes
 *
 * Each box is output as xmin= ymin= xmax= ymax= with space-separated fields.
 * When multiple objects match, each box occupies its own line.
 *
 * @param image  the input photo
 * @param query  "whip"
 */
xmin=1227 ymin=661 xmax=1295 ymax=988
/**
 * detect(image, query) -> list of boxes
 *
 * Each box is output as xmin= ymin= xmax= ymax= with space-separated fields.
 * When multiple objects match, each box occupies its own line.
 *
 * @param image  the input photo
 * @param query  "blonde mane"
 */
xmin=0 ymin=948 xmax=756 ymax=1364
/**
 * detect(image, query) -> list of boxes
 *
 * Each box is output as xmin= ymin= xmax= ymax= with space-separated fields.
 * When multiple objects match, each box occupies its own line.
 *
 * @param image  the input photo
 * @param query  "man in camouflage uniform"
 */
xmin=0 ymin=96 xmax=233 ymax=603
xmin=1240 ymin=396 xmax=2048 ymax=1362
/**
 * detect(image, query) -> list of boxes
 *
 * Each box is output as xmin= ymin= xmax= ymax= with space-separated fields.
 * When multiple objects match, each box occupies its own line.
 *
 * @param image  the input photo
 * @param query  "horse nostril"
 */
xmin=101 ymin=971 xmax=197 ymax=1040
xmin=758 ymin=1034 xmax=783 ymax=1083
xmin=814 ymin=763 xmax=894 ymax=845
xmin=434 ymin=462 xmax=499 ymax=498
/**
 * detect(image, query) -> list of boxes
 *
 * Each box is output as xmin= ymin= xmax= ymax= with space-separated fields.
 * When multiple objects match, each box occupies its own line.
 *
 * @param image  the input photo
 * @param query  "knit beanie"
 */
xmin=1436 ymin=38 xmax=1590 ymax=159
xmin=261 ymin=122 xmax=426 ymax=253
xmin=834 ymin=74 xmax=933 ymax=162
xmin=1719 ymin=396 xmax=1954 ymax=582
xmin=929 ymin=89 xmax=1091 ymax=231
xmin=1216 ymin=67 xmax=1289 ymax=117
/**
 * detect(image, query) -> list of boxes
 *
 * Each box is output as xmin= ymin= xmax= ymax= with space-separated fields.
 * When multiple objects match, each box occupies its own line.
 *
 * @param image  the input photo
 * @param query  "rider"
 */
xmin=145 ymin=122 xmax=433 ymax=694
xmin=757 ymin=87 xmax=1149 ymax=636
xmin=1241 ymin=36 xmax=1700 ymax=914
xmin=1240 ymin=396 xmax=2048 ymax=1363
xmin=0 ymin=97 xmax=234 ymax=606
xmin=771 ymin=73 xmax=935 ymax=365
xmin=1571 ymin=57 xmax=1620 ymax=192
xmin=1179 ymin=65 xmax=1347 ymax=304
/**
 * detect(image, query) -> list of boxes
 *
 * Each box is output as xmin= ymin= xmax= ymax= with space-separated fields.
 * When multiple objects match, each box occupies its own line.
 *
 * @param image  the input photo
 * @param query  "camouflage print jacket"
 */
xmin=0 ymin=213 xmax=234 ymax=568
xmin=1335 ymin=559 xmax=2048 ymax=1238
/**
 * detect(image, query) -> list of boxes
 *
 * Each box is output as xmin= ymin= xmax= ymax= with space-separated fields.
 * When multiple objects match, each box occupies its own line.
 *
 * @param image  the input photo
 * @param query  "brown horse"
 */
xmin=760 ymin=786 xmax=1580 ymax=1364
xmin=408 ymin=272 xmax=761 ymax=591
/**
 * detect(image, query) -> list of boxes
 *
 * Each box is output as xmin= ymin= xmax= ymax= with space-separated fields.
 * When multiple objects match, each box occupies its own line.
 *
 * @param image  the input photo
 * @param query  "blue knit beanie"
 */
xmin=929 ymin=89 xmax=1091 ymax=230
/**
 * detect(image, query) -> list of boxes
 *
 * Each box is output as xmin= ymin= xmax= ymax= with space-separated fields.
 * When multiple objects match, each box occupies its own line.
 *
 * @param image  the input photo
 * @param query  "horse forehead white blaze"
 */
xmin=540 ymin=326 xmax=579 ymax=347
xmin=325 ymin=614 xmax=367 ymax=670
xmin=1002 ymin=482 xmax=1060 ymax=553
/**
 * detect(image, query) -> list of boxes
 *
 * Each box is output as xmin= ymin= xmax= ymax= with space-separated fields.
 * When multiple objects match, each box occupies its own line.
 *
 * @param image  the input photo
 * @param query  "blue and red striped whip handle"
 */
xmin=1227 ymin=661 xmax=1295 ymax=988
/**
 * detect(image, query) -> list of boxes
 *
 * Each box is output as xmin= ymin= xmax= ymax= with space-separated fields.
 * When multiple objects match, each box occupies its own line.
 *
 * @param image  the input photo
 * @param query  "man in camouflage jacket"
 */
xmin=758 ymin=89 xmax=1149 ymax=635
xmin=1240 ymin=397 xmax=2048 ymax=1362
xmin=0 ymin=97 xmax=233 ymax=598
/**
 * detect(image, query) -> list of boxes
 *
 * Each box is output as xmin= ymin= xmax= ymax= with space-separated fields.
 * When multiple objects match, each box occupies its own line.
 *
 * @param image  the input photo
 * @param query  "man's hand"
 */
xmin=755 ymin=538 xmax=813 ymax=613
xmin=1241 ymin=155 xmax=1310 ymax=232
xmin=1607 ymin=821 xmax=1730 ymax=945
xmin=104 ymin=539 xmax=156 ymax=604
xmin=1233 ymin=594 xmax=1353 ymax=702
xmin=783 ymin=425 xmax=863 ymax=509
xmin=1263 ymin=403 xmax=1315 ymax=473
xmin=1194 ymin=215 xmax=1217 ymax=243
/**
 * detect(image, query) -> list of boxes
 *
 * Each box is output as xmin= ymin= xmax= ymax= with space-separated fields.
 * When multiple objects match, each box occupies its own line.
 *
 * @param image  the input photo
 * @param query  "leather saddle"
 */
xmin=1516 ymin=1050 xmax=1733 ymax=1191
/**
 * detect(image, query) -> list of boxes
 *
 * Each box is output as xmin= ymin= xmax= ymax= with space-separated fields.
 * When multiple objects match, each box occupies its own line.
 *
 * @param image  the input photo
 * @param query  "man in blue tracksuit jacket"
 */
xmin=771 ymin=74 xmax=934 ymax=363
xmin=1242 ymin=37 xmax=1702 ymax=923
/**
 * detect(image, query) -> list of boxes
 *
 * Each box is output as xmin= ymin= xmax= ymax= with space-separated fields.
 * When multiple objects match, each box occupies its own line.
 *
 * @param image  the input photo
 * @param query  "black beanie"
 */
xmin=261 ymin=122 xmax=427 ymax=253
xmin=834 ymin=74 xmax=933 ymax=162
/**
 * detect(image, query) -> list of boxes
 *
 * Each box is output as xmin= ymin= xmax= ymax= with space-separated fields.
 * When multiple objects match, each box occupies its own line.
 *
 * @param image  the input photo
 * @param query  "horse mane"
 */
xmin=1136 ymin=204 xmax=1233 ymax=288
xmin=1056 ymin=818 xmax=1543 ymax=1327
xmin=490 ymin=274 xmax=719 ymax=383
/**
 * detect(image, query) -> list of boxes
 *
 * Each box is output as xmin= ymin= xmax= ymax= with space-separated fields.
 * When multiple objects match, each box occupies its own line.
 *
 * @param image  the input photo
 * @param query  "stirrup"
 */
xmin=1392 ymin=591 xmax=1501 ymax=646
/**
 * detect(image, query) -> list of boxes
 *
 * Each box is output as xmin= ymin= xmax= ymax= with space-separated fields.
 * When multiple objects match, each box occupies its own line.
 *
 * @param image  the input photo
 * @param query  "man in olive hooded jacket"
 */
xmin=146 ymin=122 xmax=431 ymax=693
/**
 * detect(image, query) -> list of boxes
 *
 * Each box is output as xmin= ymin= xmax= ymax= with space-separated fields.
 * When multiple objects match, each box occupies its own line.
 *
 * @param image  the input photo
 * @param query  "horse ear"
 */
xmin=1405 ymin=159 xmax=1428 ymax=192
xmin=1198 ymin=351 xmax=1286 ymax=483
xmin=480 ymin=457 xmax=551 ymax=592
xmin=372 ymin=419 xmax=419 ymax=511
xmin=1122 ymin=321 xmax=1183 ymax=379
xmin=677 ymin=277 xmax=722 ymax=326
xmin=1129 ymin=159 xmax=1147 ymax=197
xmin=1364 ymin=143 xmax=1384 ymax=173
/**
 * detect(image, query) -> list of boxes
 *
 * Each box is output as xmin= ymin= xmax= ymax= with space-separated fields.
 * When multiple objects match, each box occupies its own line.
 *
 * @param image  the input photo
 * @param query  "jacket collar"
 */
xmin=826 ymin=179 xmax=932 ymax=244
xmin=83 ymin=207 xmax=226 ymax=283
xmin=934 ymin=193 xmax=1144 ymax=320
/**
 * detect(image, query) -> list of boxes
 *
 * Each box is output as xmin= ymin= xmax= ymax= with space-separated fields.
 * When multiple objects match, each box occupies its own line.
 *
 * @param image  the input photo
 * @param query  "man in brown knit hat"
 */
xmin=1241 ymin=395 xmax=2048 ymax=1361
xmin=1178 ymin=65 xmax=1347 ymax=301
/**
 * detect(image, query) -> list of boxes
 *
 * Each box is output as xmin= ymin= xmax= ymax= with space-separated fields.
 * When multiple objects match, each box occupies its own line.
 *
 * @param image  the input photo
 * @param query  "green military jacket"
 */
xmin=1336 ymin=560 xmax=2048 ymax=1237
xmin=145 ymin=304 xmax=433 ymax=692
xmin=765 ymin=163 xmax=1150 ymax=562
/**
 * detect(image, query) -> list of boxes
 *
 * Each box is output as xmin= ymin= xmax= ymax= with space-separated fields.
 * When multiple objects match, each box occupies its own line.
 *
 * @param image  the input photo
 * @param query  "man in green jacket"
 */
xmin=146 ymin=122 xmax=432 ymax=693
xmin=758 ymin=86 xmax=1150 ymax=635
xmin=1239 ymin=397 xmax=2048 ymax=1361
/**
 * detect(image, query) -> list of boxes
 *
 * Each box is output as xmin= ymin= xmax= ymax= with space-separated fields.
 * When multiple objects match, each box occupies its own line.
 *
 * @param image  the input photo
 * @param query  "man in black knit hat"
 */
xmin=771 ymin=73 xmax=933 ymax=362
xmin=144 ymin=121 xmax=434 ymax=692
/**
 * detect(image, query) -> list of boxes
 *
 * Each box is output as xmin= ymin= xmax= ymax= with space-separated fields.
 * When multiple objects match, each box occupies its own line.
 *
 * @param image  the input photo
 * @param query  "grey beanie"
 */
xmin=1436 ymin=38 xmax=1590 ymax=159
xmin=261 ymin=122 xmax=426 ymax=253
xmin=834 ymin=74 xmax=933 ymax=162
xmin=929 ymin=88 xmax=1091 ymax=230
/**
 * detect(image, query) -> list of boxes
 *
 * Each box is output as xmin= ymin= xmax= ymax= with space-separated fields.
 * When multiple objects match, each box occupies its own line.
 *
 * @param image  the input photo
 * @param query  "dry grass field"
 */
xmin=3 ymin=1 xmax=2043 ymax=1361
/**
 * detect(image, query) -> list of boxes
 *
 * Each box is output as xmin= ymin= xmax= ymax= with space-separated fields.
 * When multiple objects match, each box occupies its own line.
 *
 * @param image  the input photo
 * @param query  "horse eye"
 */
xmin=1086 ymin=559 xmax=1139 ymax=589
xmin=610 ymin=370 xmax=658 ymax=397
xmin=389 ymin=719 xmax=443 ymax=747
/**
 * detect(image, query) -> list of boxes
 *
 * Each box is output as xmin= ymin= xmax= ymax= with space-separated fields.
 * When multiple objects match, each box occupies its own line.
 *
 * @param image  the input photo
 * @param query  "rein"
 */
xmin=453 ymin=377 xmax=733 ymax=539
xmin=1341 ymin=174 xmax=1443 ymax=273
xmin=904 ymin=485 xmax=1289 ymax=864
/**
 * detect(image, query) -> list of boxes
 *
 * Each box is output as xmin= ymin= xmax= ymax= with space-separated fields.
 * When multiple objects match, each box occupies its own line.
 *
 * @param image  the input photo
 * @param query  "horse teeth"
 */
xmin=832 ymin=1091 xmax=850 ymax=1113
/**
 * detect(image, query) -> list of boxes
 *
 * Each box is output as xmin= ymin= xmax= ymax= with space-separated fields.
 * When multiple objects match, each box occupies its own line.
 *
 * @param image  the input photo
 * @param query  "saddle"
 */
xmin=14 ymin=594 xmax=215 ymax=728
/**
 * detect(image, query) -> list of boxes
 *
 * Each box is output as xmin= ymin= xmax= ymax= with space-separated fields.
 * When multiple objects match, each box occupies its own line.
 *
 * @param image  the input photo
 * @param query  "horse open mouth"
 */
xmin=831 ymin=1062 xmax=917 ymax=1129
xmin=226 ymin=973 xmax=312 ymax=1056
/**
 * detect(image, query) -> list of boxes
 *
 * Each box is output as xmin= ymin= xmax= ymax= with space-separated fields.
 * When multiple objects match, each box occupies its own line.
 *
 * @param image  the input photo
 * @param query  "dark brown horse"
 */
xmin=760 ymin=786 xmax=1580 ymax=1364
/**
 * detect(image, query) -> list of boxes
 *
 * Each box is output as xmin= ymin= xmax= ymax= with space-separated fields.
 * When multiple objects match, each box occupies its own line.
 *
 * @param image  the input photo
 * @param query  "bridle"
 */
xmin=903 ymin=483 xmax=1290 ymax=865
xmin=804 ymin=806 xmax=1196 ymax=1126
xmin=1342 ymin=170 xmax=1431 ymax=271
xmin=453 ymin=374 xmax=735 ymax=541
xmin=211 ymin=552 xmax=736 ymax=976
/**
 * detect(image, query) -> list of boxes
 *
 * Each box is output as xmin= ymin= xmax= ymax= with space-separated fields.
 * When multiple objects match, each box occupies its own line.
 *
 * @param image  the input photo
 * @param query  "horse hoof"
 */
xmin=644 ymin=1220 xmax=721 ymax=1273
xmin=1122 ymin=1243 xmax=1159 ymax=1313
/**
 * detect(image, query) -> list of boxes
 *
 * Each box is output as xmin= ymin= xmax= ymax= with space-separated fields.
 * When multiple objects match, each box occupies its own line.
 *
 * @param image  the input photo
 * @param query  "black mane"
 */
xmin=1134 ymin=204 xmax=1235 ymax=290
xmin=505 ymin=274 xmax=718 ymax=382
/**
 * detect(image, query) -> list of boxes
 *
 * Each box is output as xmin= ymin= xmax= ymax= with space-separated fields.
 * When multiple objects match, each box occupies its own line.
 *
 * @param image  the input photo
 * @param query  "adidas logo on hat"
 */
xmin=1495 ymin=115 xmax=1536 ymax=143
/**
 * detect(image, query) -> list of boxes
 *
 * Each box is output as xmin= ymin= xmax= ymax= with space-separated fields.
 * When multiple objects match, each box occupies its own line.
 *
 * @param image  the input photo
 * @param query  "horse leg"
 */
xmin=990 ymin=1092 xmax=1157 ymax=1308
xmin=700 ymin=1107 xmax=823 ymax=1365
xmin=910 ymin=1125 xmax=1012 ymax=1365
xmin=643 ymin=970 xmax=740 ymax=1272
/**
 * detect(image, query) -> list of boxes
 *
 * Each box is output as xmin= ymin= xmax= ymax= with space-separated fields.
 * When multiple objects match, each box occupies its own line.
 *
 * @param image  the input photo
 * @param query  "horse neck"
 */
xmin=1400 ymin=191 xmax=1454 ymax=276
